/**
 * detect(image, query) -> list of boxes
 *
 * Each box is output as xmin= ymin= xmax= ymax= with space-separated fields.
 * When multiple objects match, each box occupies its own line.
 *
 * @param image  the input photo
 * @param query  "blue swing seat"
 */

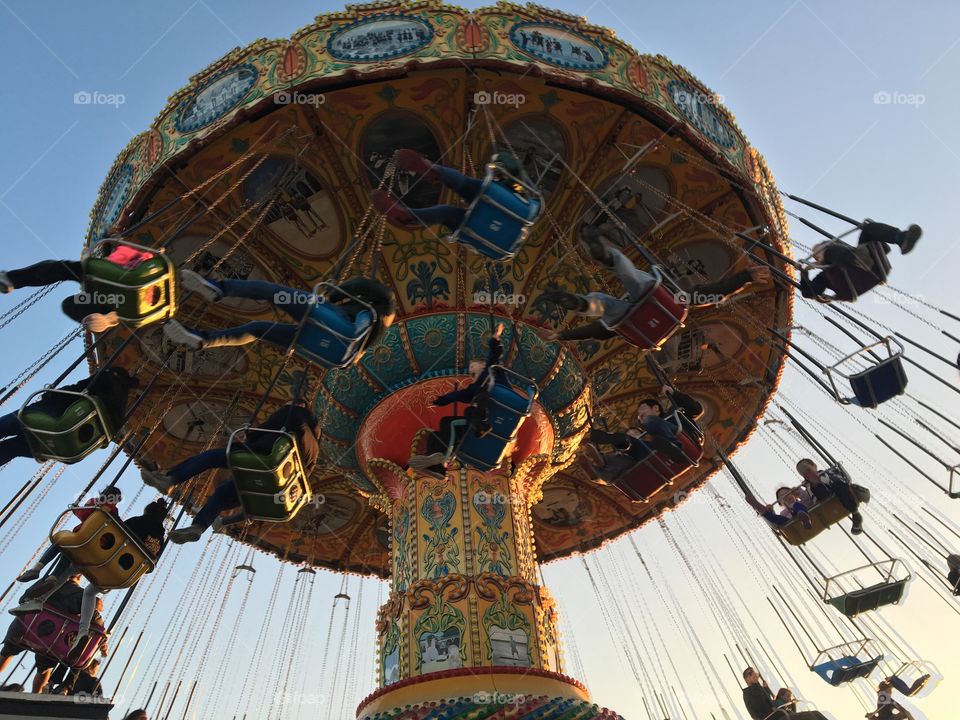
xmin=295 ymin=282 xmax=377 ymax=369
xmin=453 ymin=367 xmax=538 ymax=472
xmin=826 ymin=337 xmax=907 ymax=409
xmin=446 ymin=162 xmax=542 ymax=261
xmin=811 ymin=640 xmax=882 ymax=686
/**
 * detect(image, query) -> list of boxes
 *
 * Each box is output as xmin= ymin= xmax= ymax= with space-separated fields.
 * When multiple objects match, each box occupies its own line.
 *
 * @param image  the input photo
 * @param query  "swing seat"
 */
xmin=81 ymin=239 xmax=177 ymax=328
xmin=446 ymin=162 xmax=543 ymax=261
xmin=803 ymin=239 xmax=892 ymax=303
xmin=780 ymin=494 xmax=849 ymax=546
xmin=51 ymin=508 xmax=155 ymax=590
xmin=12 ymin=606 xmax=106 ymax=669
xmin=227 ymin=428 xmax=311 ymax=522
xmin=453 ymin=369 xmax=538 ymax=472
xmin=824 ymin=558 xmax=911 ymax=617
xmin=825 ymin=337 xmax=907 ymax=409
xmin=296 ymin=282 xmax=378 ymax=369
xmin=18 ymin=390 xmax=113 ymax=464
xmin=614 ymin=431 xmax=703 ymax=503
xmin=814 ymin=655 xmax=881 ymax=686
xmin=605 ymin=267 xmax=688 ymax=351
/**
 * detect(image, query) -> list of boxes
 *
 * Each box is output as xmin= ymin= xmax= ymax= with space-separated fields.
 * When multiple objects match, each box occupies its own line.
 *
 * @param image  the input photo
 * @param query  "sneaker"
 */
xmin=408 ymin=452 xmax=446 ymax=470
xmin=169 ymin=525 xmax=205 ymax=544
xmin=15 ymin=566 xmax=41 ymax=583
xmin=83 ymin=311 xmax=120 ymax=333
xmin=898 ymin=224 xmax=922 ymax=254
xmin=179 ymin=269 xmax=223 ymax=302
xmin=141 ymin=468 xmax=175 ymax=493
xmin=0 ymin=271 xmax=12 ymax=294
xmin=393 ymin=149 xmax=441 ymax=183
xmin=539 ymin=291 xmax=588 ymax=313
xmin=163 ymin=320 xmax=204 ymax=350
xmin=9 ymin=599 xmax=44 ymax=616
xmin=851 ymin=512 xmax=864 ymax=535
xmin=371 ymin=189 xmax=417 ymax=227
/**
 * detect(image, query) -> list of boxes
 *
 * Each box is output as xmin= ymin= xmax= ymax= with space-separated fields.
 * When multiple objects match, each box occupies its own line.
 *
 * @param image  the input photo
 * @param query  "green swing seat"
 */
xmin=81 ymin=240 xmax=178 ymax=328
xmin=824 ymin=558 xmax=911 ymax=617
xmin=227 ymin=428 xmax=311 ymax=522
xmin=18 ymin=389 xmax=113 ymax=464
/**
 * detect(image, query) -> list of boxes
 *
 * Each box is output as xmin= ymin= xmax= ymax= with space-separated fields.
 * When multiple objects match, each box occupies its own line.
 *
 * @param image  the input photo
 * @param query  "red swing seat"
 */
xmin=614 ymin=423 xmax=703 ymax=503
xmin=605 ymin=267 xmax=688 ymax=351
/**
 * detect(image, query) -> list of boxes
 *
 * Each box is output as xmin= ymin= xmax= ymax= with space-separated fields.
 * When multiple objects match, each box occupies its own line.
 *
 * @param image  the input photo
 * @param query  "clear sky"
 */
xmin=0 ymin=1 xmax=958 ymax=719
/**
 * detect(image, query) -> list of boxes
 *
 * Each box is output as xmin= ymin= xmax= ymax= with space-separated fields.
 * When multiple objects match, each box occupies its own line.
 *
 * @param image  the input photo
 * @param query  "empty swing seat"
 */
xmin=614 ymin=431 xmax=703 ymax=503
xmin=51 ymin=508 xmax=155 ymax=590
xmin=18 ymin=389 xmax=113 ymax=464
xmin=227 ymin=428 xmax=311 ymax=522
xmin=780 ymin=494 xmax=850 ymax=546
xmin=826 ymin=337 xmax=907 ymax=409
xmin=814 ymin=655 xmax=881 ymax=686
xmin=11 ymin=606 xmax=106 ymax=669
xmin=605 ymin=268 xmax=689 ymax=351
xmin=454 ymin=369 xmax=538 ymax=472
xmin=82 ymin=239 xmax=177 ymax=328
xmin=447 ymin=163 xmax=543 ymax=261
xmin=824 ymin=558 xmax=911 ymax=617
xmin=295 ymin=282 xmax=377 ymax=369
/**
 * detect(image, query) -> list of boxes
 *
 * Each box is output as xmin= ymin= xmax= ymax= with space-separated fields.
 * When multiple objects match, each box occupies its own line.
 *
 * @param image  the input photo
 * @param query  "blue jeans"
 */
xmin=0 ymin=411 xmax=30 ymax=466
xmin=167 ymin=448 xmax=229 ymax=484
xmin=581 ymin=248 xmax=657 ymax=325
xmin=406 ymin=165 xmax=483 ymax=230
xmin=193 ymin=280 xmax=367 ymax=351
xmin=193 ymin=481 xmax=240 ymax=529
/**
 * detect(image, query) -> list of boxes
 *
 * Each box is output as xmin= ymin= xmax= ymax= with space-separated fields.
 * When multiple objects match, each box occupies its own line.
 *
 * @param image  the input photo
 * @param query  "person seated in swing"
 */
xmin=537 ymin=228 xmax=770 ymax=343
xmin=796 ymin=458 xmax=869 ymax=535
xmin=140 ymin=402 xmax=320 ymax=543
xmin=636 ymin=385 xmax=704 ymax=462
xmin=162 ymin=272 xmax=395 ymax=363
xmin=774 ymin=688 xmax=798 ymax=714
xmin=741 ymin=667 xmax=828 ymax=720
xmin=581 ymin=426 xmax=656 ymax=485
xmin=866 ymin=678 xmax=919 ymax=720
xmin=16 ymin=485 xmax=122 ymax=583
xmin=0 ymin=367 xmax=138 ymax=466
xmin=54 ymin=657 xmax=104 ymax=698
xmin=799 ymin=221 xmax=921 ymax=302
xmin=745 ymin=486 xmax=814 ymax=531
xmin=0 ymin=243 xmax=157 ymax=332
xmin=370 ymin=149 xmax=534 ymax=232
xmin=408 ymin=324 xmax=511 ymax=475
xmin=0 ymin=573 xmax=107 ymax=693
xmin=13 ymin=501 xmax=166 ymax=658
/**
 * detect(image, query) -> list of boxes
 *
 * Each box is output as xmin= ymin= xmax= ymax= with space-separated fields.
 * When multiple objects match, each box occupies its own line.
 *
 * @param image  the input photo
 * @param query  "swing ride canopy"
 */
xmin=86 ymin=0 xmax=793 ymax=576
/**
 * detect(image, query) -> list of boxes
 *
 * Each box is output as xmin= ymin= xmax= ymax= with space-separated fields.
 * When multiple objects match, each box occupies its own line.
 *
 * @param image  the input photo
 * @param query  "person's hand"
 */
xmin=660 ymin=384 xmax=673 ymax=397
xmin=432 ymin=396 xmax=446 ymax=407
xmin=493 ymin=322 xmax=505 ymax=340
xmin=539 ymin=327 xmax=559 ymax=342
xmin=747 ymin=264 xmax=771 ymax=284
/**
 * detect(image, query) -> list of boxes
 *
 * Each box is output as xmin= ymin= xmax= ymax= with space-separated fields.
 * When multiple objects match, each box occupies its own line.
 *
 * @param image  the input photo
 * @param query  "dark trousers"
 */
xmin=194 ymin=481 xmax=240 ymax=529
xmin=5 ymin=260 xmax=109 ymax=323
xmin=858 ymin=221 xmax=902 ymax=248
xmin=425 ymin=416 xmax=464 ymax=457
xmin=0 ymin=411 xmax=30 ymax=466
xmin=810 ymin=479 xmax=860 ymax=515
xmin=165 ymin=449 xmax=240 ymax=528
xmin=406 ymin=165 xmax=483 ymax=230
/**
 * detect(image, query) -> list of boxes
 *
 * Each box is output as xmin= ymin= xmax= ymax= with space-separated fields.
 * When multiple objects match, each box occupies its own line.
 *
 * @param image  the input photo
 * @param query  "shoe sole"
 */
xmin=181 ymin=272 xmax=222 ymax=302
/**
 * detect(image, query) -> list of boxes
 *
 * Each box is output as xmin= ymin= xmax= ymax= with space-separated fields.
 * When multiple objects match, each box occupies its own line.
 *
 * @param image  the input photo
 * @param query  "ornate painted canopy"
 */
xmin=88 ymin=1 xmax=792 ymax=576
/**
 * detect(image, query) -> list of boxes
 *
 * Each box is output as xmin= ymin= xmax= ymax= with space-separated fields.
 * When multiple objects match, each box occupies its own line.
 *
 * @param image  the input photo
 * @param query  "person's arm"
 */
xmin=485 ymin=333 xmax=504 ymax=369
xmin=800 ymin=269 xmax=830 ymax=299
xmin=589 ymin=429 xmax=632 ymax=452
xmin=557 ymin=321 xmax=618 ymax=341
xmin=433 ymin=386 xmax=477 ymax=406
xmin=665 ymin=388 xmax=704 ymax=420
xmin=688 ymin=270 xmax=754 ymax=306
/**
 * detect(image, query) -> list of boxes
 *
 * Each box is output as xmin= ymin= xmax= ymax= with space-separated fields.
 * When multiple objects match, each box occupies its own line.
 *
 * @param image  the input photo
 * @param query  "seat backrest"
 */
xmin=298 ymin=302 xmax=373 ymax=368
xmin=51 ymin=509 xmax=155 ymax=590
xmin=849 ymin=356 xmax=907 ymax=408
xmin=608 ymin=278 xmax=688 ymax=350
xmin=781 ymin=494 xmax=848 ymax=545
xmin=21 ymin=606 xmax=104 ymax=668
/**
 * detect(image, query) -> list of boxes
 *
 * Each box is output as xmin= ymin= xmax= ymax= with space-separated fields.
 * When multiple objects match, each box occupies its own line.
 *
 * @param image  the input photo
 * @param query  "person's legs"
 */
xmin=0 ymin=435 xmax=31 ymax=466
xmin=828 ymin=480 xmax=860 ymax=515
xmin=215 ymin=280 xmax=314 ymax=323
xmin=32 ymin=666 xmax=53 ymax=694
xmin=0 ymin=411 xmax=21 ymax=442
xmin=193 ymin=481 xmax=241 ymax=529
xmin=4 ymin=261 xmax=83 ymax=289
xmin=594 ymin=454 xmax=636 ymax=483
xmin=197 ymin=321 xmax=299 ymax=351
xmin=77 ymin=585 xmax=99 ymax=636
xmin=405 ymin=204 xmax=468 ymax=231
xmin=582 ymin=292 xmax=632 ymax=324
xmin=433 ymin=166 xmax=484 ymax=202
xmin=167 ymin=449 xmax=229 ymax=484
xmin=605 ymin=247 xmax=656 ymax=301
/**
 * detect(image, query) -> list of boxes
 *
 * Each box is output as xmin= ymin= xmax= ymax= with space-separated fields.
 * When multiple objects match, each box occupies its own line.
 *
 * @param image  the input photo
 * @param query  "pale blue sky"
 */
xmin=0 ymin=1 xmax=958 ymax=719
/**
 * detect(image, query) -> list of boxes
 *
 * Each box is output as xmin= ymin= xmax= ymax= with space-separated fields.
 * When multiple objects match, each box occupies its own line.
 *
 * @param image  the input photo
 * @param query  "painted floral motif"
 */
xmin=392 ymin=508 xmax=411 ymax=593
xmin=407 ymin=260 xmax=451 ymax=307
xmin=421 ymin=490 xmax=460 ymax=578
xmin=473 ymin=487 xmax=513 ymax=576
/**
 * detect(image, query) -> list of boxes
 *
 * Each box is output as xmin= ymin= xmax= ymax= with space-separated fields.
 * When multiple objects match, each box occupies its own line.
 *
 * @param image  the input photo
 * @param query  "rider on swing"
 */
xmin=538 ymin=228 xmax=770 ymax=343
